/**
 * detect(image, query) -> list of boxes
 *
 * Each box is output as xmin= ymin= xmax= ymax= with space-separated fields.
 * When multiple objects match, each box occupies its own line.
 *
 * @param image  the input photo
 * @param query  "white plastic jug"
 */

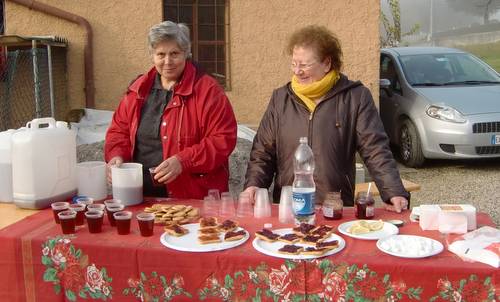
xmin=111 ymin=163 xmax=143 ymax=206
xmin=76 ymin=161 xmax=107 ymax=201
xmin=0 ymin=129 xmax=16 ymax=202
xmin=12 ymin=118 xmax=77 ymax=209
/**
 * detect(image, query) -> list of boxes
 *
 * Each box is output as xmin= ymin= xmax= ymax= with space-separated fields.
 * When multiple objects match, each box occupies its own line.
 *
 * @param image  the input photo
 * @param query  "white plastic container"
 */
xmin=0 ymin=129 xmax=16 ymax=202
xmin=12 ymin=118 xmax=77 ymax=209
xmin=76 ymin=161 xmax=107 ymax=201
xmin=111 ymin=163 xmax=143 ymax=206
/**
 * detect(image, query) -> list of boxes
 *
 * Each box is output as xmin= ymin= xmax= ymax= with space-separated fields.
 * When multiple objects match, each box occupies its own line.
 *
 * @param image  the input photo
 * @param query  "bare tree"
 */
xmin=381 ymin=0 xmax=420 ymax=47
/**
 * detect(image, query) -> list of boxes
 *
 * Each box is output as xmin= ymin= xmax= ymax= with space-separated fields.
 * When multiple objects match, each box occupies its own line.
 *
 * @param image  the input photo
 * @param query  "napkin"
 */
xmin=448 ymin=226 xmax=500 ymax=268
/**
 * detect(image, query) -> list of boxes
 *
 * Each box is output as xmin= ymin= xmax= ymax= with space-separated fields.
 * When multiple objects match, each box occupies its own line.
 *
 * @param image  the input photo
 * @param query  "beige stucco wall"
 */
xmin=6 ymin=0 xmax=379 ymax=125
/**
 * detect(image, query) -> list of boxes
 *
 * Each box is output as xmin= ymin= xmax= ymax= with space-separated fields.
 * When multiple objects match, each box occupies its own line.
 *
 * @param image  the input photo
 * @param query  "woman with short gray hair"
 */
xmin=105 ymin=21 xmax=237 ymax=200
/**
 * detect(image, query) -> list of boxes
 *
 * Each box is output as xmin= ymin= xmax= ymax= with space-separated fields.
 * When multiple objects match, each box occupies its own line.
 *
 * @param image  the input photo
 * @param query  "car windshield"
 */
xmin=399 ymin=53 xmax=500 ymax=86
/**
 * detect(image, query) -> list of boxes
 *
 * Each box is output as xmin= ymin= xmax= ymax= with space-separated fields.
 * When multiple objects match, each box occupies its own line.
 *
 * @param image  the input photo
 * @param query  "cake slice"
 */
xmin=301 ymin=247 xmax=331 ymax=256
xmin=316 ymin=240 xmax=339 ymax=250
xmin=293 ymin=223 xmax=316 ymax=236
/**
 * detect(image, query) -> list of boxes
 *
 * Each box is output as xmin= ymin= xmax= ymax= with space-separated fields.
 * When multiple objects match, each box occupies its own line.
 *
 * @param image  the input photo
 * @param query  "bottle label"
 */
xmin=366 ymin=206 xmax=375 ymax=218
xmin=322 ymin=206 xmax=334 ymax=218
xmin=292 ymin=190 xmax=315 ymax=215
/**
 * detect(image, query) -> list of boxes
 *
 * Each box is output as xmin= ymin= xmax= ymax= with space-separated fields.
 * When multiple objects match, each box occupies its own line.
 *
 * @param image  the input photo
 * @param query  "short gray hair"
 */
xmin=148 ymin=21 xmax=192 ymax=58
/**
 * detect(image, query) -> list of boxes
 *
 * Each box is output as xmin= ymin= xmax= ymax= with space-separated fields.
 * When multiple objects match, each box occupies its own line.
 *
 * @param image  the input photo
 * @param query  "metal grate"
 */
xmin=472 ymin=122 xmax=500 ymax=133
xmin=475 ymin=146 xmax=500 ymax=155
xmin=0 ymin=48 xmax=67 ymax=131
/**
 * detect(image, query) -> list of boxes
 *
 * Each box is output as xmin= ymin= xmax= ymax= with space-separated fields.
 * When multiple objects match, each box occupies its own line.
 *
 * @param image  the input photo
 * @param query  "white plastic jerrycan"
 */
xmin=12 ymin=118 xmax=77 ymax=209
xmin=0 ymin=129 xmax=16 ymax=202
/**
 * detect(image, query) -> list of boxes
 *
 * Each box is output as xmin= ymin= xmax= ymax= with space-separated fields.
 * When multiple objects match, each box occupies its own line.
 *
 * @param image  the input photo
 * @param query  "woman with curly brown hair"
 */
xmin=244 ymin=25 xmax=409 ymax=212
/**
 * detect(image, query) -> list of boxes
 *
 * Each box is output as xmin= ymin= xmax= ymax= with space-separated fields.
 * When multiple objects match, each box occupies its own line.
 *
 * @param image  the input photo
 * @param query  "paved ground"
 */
xmin=396 ymin=158 xmax=500 ymax=227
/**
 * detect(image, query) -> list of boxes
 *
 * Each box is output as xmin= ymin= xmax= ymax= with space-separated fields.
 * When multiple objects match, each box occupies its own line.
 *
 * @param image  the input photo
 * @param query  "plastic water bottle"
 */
xmin=292 ymin=137 xmax=316 ymax=225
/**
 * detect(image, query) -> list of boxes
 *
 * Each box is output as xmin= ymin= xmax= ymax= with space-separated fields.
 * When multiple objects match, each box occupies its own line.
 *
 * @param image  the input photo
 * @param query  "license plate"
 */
xmin=492 ymin=135 xmax=500 ymax=145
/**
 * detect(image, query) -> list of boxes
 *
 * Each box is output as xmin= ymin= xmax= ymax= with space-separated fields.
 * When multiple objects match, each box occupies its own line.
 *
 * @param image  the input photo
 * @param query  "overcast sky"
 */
xmin=381 ymin=0 xmax=500 ymax=34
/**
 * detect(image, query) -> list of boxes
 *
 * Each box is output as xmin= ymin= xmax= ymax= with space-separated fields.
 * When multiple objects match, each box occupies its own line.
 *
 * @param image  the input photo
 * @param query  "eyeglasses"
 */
xmin=290 ymin=61 xmax=318 ymax=72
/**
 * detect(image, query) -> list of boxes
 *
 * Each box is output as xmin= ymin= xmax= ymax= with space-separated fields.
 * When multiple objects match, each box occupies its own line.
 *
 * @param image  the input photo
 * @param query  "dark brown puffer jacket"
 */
xmin=245 ymin=74 xmax=409 ymax=206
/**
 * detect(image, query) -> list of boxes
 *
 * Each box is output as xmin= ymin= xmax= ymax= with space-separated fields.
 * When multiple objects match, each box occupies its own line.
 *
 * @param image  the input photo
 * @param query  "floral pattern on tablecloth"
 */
xmin=123 ymin=272 xmax=192 ymax=301
xmin=41 ymin=236 xmax=113 ymax=301
xmin=198 ymin=259 xmax=423 ymax=301
xmin=430 ymin=274 xmax=498 ymax=302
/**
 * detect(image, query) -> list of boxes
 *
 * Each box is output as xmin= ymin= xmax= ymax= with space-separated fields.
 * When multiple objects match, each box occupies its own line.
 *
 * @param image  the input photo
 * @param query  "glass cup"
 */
xmin=69 ymin=203 xmax=86 ymax=226
xmin=136 ymin=212 xmax=155 ymax=237
xmin=114 ymin=211 xmax=132 ymax=235
xmin=236 ymin=192 xmax=254 ymax=218
xmin=51 ymin=202 xmax=69 ymax=224
xmin=148 ymin=167 xmax=163 ymax=187
xmin=106 ymin=203 xmax=125 ymax=226
xmin=202 ymin=196 xmax=219 ymax=217
xmin=75 ymin=196 xmax=94 ymax=209
xmin=104 ymin=199 xmax=122 ymax=207
xmin=87 ymin=203 xmax=105 ymax=212
xmin=58 ymin=210 xmax=77 ymax=234
xmin=220 ymin=192 xmax=236 ymax=218
xmin=254 ymin=188 xmax=272 ymax=218
xmin=207 ymin=189 xmax=221 ymax=200
xmin=85 ymin=210 xmax=104 ymax=233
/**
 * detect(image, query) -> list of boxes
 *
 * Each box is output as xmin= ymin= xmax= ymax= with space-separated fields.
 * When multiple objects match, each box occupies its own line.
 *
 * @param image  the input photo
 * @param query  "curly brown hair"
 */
xmin=286 ymin=25 xmax=343 ymax=72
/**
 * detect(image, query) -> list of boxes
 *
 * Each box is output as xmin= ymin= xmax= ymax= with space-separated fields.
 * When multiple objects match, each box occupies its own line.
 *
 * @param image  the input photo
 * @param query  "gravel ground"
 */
xmin=396 ymin=158 xmax=500 ymax=227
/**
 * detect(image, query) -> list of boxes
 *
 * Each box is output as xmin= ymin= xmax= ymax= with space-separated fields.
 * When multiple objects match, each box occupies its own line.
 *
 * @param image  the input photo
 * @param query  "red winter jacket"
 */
xmin=105 ymin=61 xmax=237 ymax=199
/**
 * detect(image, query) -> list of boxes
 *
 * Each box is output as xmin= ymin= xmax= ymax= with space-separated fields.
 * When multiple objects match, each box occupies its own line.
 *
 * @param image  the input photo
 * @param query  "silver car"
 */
xmin=379 ymin=47 xmax=500 ymax=167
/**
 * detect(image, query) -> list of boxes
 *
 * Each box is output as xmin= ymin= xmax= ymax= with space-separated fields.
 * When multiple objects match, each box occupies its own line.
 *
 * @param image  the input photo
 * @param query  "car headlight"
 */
xmin=426 ymin=105 xmax=466 ymax=123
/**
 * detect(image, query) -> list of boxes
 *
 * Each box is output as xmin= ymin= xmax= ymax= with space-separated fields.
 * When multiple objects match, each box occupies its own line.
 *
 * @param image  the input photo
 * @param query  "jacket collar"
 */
xmin=128 ymin=60 xmax=198 ymax=99
xmin=286 ymin=73 xmax=362 ymax=100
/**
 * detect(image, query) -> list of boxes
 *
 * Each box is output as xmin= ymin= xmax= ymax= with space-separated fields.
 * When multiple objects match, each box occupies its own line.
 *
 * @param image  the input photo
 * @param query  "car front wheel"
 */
xmin=399 ymin=119 xmax=425 ymax=168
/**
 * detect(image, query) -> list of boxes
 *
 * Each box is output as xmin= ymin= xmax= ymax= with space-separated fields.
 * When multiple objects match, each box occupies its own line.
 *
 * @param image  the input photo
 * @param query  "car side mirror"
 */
xmin=379 ymin=78 xmax=393 ymax=97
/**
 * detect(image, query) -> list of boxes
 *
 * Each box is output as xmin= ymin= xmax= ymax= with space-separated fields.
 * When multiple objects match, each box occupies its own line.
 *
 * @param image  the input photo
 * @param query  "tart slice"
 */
xmin=199 ymin=217 xmax=218 ymax=229
xmin=316 ymin=240 xmax=339 ymax=250
xmin=301 ymin=234 xmax=325 ymax=245
xmin=164 ymin=224 xmax=189 ymax=237
xmin=224 ymin=230 xmax=246 ymax=242
xmin=311 ymin=225 xmax=334 ymax=237
xmin=293 ymin=223 xmax=316 ymax=236
xmin=301 ymin=247 xmax=331 ymax=256
xmin=198 ymin=233 xmax=221 ymax=244
xmin=255 ymin=229 xmax=280 ymax=242
xmin=278 ymin=233 xmax=302 ymax=244
xmin=218 ymin=219 xmax=239 ymax=232
xmin=277 ymin=244 xmax=303 ymax=255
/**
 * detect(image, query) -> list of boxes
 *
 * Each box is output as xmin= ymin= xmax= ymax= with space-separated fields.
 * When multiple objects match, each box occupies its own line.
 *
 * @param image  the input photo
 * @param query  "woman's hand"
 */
xmin=154 ymin=156 xmax=183 ymax=184
xmin=384 ymin=196 xmax=409 ymax=213
xmin=106 ymin=156 xmax=124 ymax=184
xmin=242 ymin=186 xmax=259 ymax=205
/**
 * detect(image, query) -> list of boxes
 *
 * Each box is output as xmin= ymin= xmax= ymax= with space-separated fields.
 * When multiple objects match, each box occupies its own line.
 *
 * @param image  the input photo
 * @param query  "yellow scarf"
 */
xmin=291 ymin=70 xmax=340 ymax=112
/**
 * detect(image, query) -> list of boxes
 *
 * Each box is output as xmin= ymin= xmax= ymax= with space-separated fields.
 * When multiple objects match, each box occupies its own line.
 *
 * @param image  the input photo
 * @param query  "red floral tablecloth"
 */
xmin=0 ymin=198 xmax=498 ymax=302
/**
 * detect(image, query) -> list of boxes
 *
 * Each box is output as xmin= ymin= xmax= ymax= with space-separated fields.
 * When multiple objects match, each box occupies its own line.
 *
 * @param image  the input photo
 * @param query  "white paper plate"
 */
xmin=252 ymin=228 xmax=346 ymax=260
xmin=338 ymin=220 xmax=398 ymax=240
xmin=376 ymin=235 xmax=444 ymax=258
xmin=160 ymin=223 xmax=249 ymax=252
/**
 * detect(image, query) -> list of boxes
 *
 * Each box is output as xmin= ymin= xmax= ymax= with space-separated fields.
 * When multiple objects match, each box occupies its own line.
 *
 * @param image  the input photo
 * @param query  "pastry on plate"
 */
xmin=277 ymin=244 xmax=303 ymax=255
xmin=301 ymin=247 xmax=331 ymax=256
xmin=218 ymin=219 xmax=238 ymax=232
xmin=164 ymin=224 xmax=189 ymax=237
xmin=278 ymin=233 xmax=302 ymax=244
xmin=255 ymin=228 xmax=280 ymax=242
xmin=224 ymin=230 xmax=246 ymax=241
xmin=198 ymin=233 xmax=221 ymax=244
